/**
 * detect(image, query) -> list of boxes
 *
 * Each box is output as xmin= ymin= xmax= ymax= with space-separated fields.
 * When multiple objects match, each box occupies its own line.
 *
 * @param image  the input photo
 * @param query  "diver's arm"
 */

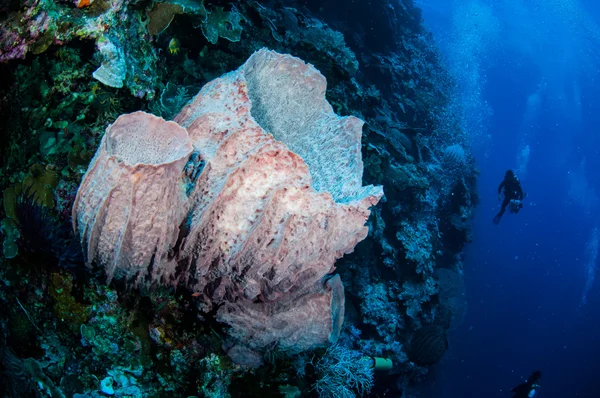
xmin=497 ymin=181 xmax=505 ymax=200
xmin=517 ymin=185 xmax=524 ymax=200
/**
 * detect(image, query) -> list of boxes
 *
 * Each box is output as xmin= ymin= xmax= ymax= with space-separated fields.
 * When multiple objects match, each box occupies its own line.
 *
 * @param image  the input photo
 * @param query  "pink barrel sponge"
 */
xmin=73 ymin=112 xmax=193 ymax=285
xmin=73 ymin=49 xmax=383 ymax=360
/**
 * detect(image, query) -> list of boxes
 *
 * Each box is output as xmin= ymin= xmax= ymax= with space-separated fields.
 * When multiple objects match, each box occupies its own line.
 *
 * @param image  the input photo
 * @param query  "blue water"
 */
xmin=417 ymin=0 xmax=600 ymax=396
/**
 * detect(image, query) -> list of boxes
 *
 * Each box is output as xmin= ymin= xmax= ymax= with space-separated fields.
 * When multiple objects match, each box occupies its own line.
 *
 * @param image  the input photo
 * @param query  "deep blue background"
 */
xmin=415 ymin=0 xmax=600 ymax=396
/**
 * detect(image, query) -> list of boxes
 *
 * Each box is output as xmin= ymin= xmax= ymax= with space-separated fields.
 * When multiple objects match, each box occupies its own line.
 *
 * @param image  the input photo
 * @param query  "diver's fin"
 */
xmin=493 ymin=214 xmax=502 ymax=225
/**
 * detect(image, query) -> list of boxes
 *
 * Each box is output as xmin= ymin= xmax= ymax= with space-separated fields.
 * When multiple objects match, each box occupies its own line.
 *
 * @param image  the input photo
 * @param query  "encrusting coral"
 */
xmin=72 ymin=49 xmax=383 ymax=362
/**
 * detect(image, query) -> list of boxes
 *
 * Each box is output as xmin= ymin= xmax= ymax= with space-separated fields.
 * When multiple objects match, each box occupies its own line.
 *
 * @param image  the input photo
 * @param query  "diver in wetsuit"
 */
xmin=493 ymin=169 xmax=525 ymax=225
xmin=511 ymin=370 xmax=541 ymax=397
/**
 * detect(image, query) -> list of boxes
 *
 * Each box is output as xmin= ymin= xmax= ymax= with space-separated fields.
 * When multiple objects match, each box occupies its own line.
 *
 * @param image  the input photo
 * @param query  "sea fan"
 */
xmin=408 ymin=325 xmax=448 ymax=366
xmin=443 ymin=143 xmax=466 ymax=165
xmin=435 ymin=268 xmax=467 ymax=331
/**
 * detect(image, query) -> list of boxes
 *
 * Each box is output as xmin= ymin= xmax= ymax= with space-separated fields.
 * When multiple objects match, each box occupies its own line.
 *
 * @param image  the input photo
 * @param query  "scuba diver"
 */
xmin=511 ymin=370 xmax=541 ymax=397
xmin=493 ymin=169 xmax=525 ymax=225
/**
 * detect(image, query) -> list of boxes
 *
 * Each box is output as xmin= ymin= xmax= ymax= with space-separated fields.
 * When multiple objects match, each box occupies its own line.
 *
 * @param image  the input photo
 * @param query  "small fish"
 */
xmin=75 ymin=0 xmax=91 ymax=8
xmin=168 ymin=38 xmax=180 ymax=55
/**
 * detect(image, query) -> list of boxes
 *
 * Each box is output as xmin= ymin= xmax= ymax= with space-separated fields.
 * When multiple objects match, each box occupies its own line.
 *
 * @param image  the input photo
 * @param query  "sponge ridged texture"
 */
xmin=73 ymin=49 xmax=383 ymax=358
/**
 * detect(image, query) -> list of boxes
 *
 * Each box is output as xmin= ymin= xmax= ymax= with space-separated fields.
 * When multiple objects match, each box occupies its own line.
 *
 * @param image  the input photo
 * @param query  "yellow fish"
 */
xmin=168 ymin=38 xmax=180 ymax=55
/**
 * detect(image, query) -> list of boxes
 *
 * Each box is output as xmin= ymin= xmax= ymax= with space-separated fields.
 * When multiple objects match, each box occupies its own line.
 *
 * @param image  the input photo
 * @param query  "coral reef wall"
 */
xmin=0 ymin=0 xmax=477 ymax=396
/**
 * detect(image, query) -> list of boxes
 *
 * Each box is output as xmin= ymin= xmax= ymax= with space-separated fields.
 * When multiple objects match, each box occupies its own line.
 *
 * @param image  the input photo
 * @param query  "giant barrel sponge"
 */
xmin=73 ymin=49 xmax=383 ymax=362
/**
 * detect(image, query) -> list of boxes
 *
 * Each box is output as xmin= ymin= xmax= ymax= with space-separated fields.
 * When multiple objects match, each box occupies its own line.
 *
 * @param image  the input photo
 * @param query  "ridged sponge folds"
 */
xmin=73 ymin=49 xmax=383 ymax=362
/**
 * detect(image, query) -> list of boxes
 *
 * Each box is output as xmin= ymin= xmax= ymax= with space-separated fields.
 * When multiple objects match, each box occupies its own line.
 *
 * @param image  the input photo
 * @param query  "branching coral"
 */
xmin=313 ymin=344 xmax=374 ymax=398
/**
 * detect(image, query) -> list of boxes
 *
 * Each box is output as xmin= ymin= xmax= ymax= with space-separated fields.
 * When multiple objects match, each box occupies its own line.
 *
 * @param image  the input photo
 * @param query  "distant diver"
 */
xmin=493 ymin=169 xmax=525 ymax=225
xmin=511 ymin=370 xmax=541 ymax=397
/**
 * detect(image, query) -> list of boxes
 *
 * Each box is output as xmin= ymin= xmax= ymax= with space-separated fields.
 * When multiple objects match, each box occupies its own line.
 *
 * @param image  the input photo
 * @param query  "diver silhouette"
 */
xmin=511 ymin=370 xmax=541 ymax=397
xmin=493 ymin=169 xmax=525 ymax=225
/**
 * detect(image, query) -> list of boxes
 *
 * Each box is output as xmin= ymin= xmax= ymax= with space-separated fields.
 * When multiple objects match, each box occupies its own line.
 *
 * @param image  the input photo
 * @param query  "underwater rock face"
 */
xmin=73 ymin=49 xmax=382 ymax=358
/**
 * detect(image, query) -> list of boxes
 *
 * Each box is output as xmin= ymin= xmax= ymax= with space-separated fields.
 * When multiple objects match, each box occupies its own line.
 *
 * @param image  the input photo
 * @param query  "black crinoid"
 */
xmin=0 ymin=346 xmax=36 ymax=398
xmin=13 ymin=185 xmax=83 ymax=269
xmin=14 ymin=185 xmax=59 ymax=258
